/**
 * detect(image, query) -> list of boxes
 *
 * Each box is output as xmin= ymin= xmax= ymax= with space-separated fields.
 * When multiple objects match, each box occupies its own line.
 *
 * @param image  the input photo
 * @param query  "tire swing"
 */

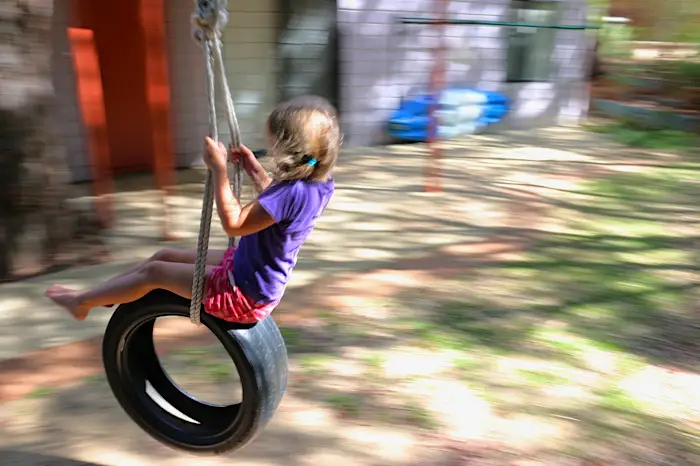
xmin=101 ymin=0 xmax=288 ymax=455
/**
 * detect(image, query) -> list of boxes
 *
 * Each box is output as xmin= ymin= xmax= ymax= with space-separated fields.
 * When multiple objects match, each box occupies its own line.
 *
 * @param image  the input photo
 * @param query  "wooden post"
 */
xmin=68 ymin=27 xmax=116 ymax=229
xmin=139 ymin=0 xmax=178 ymax=241
xmin=426 ymin=0 xmax=448 ymax=192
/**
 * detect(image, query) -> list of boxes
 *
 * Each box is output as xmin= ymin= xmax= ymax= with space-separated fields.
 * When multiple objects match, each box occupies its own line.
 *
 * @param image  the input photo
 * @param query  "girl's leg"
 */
xmin=151 ymin=248 xmax=228 ymax=266
xmin=46 ymin=261 xmax=213 ymax=321
xmin=111 ymin=248 xmax=227 ymax=280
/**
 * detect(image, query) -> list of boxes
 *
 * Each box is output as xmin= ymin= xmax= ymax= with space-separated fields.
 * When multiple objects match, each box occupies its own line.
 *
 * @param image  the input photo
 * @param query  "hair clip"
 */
xmin=300 ymin=153 xmax=317 ymax=167
xmin=304 ymin=154 xmax=318 ymax=167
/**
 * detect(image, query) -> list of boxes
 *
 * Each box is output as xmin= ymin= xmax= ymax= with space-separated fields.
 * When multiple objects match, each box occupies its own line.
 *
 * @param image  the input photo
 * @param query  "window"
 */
xmin=506 ymin=0 xmax=559 ymax=82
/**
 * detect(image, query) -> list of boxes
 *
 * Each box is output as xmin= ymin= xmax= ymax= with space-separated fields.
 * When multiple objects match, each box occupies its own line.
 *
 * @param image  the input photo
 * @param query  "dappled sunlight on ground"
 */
xmin=2 ymin=126 xmax=699 ymax=464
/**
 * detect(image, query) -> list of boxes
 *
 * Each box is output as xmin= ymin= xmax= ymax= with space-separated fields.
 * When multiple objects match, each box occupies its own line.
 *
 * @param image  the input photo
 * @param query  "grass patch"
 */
xmin=363 ymin=353 xmax=387 ymax=381
xmin=174 ymin=347 xmax=209 ymax=357
xmin=323 ymin=389 xmax=442 ymax=430
xmin=597 ymin=387 xmax=644 ymax=416
xmin=530 ymin=325 xmax=605 ymax=361
xmin=280 ymin=327 xmax=302 ymax=351
xmin=204 ymin=362 xmax=234 ymax=383
xmin=585 ymin=120 xmax=700 ymax=151
xmin=325 ymin=393 xmax=364 ymax=417
xmin=27 ymin=387 xmax=54 ymax=399
xmin=83 ymin=373 xmax=104 ymax=384
xmin=402 ymin=404 xmax=441 ymax=430
xmin=299 ymin=354 xmax=334 ymax=377
xmin=377 ymin=162 xmax=698 ymax=461
xmin=171 ymin=347 xmax=213 ymax=365
xmin=452 ymin=354 xmax=479 ymax=373
xmin=316 ymin=309 xmax=337 ymax=321
xmin=280 ymin=325 xmax=342 ymax=353
xmin=517 ymin=369 xmax=570 ymax=387
xmin=273 ymin=158 xmax=697 ymax=463
xmin=164 ymin=345 xmax=238 ymax=383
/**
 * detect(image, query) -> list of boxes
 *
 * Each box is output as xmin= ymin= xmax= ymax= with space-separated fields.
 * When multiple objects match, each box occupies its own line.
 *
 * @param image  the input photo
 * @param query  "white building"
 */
xmin=52 ymin=0 xmax=592 ymax=182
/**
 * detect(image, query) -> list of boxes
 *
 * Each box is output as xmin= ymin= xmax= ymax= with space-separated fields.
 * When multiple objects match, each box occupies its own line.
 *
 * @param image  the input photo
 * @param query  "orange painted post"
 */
xmin=139 ymin=0 xmax=178 ymax=241
xmin=67 ymin=27 xmax=116 ymax=229
xmin=425 ymin=0 xmax=448 ymax=192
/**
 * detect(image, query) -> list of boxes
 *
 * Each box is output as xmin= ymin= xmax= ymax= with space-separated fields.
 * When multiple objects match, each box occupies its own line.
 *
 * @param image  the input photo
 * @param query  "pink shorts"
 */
xmin=204 ymin=248 xmax=278 ymax=324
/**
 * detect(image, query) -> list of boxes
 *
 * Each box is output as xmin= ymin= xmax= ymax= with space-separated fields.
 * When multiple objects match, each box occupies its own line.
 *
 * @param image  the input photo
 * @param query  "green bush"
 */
xmin=668 ymin=61 xmax=700 ymax=85
xmin=586 ymin=120 xmax=699 ymax=150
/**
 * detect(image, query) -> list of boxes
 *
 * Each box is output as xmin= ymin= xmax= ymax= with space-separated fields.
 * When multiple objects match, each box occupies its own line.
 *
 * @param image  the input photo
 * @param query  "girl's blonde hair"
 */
xmin=266 ymin=95 xmax=341 ymax=182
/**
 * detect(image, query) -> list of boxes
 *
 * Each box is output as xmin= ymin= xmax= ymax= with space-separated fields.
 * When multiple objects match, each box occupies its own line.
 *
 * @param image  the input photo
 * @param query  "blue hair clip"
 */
xmin=307 ymin=157 xmax=318 ymax=167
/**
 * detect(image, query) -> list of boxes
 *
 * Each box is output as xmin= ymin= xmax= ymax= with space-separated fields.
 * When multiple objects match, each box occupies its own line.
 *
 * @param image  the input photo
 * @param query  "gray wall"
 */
xmin=277 ymin=0 xmax=339 ymax=109
xmin=338 ymin=0 xmax=591 ymax=147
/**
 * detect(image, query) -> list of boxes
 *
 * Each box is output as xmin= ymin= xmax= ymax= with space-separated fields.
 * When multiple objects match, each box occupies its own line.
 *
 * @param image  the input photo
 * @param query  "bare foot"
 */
xmin=45 ymin=285 xmax=90 ymax=321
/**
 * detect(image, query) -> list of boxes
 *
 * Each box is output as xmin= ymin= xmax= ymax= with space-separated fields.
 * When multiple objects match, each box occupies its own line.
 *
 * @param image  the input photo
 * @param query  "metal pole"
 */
xmin=402 ymin=15 xmax=600 ymax=192
xmin=425 ymin=0 xmax=448 ymax=193
xmin=400 ymin=17 xmax=600 ymax=29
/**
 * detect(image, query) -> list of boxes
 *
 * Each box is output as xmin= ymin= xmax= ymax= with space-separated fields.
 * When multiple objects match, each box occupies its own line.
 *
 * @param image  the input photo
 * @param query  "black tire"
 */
xmin=102 ymin=289 xmax=288 ymax=455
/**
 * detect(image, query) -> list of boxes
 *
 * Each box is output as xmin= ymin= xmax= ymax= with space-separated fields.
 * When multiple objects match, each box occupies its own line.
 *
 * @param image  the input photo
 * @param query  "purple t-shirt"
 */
xmin=233 ymin=178 xmax=335 ymax=304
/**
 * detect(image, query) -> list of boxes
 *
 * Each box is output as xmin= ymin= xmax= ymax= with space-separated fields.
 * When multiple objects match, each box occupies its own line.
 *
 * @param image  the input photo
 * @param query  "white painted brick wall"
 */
xmin=165 ymin=0 xmax=210 ymax=168
xmin=217 ymin=0 xmax=279 ymax=151
xmin=338 ymin=0 xmax=591 ymax=146
xmin=160 ymin=0 xmax=280 ymax=168
xmin=52 ymin=0 xmax=90 ymax=182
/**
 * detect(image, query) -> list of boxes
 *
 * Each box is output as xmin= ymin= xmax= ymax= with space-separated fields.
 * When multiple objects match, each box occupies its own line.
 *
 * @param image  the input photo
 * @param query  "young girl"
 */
xmin=46 ymin=95 xmax=339 ymax=323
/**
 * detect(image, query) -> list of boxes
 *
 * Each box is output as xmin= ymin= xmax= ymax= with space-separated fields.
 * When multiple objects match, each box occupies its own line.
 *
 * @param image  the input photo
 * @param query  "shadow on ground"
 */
xmin=0 ymin=451 xmax=104 ymax=466
xmin=0 ymin=372 xmax=447 ymax=466
xmin=2 ymin=127 xmax=699 ymax=465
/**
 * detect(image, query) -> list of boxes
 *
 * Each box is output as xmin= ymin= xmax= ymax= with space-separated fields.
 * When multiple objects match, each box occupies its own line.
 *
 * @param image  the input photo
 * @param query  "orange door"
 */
xmin=73 ymin=0 xmax=160 ymax=174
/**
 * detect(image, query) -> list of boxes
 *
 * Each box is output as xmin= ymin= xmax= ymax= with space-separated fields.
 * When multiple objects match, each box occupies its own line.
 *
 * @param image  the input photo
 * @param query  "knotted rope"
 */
xmin=189 ymin=0 xmax=243 ymax=325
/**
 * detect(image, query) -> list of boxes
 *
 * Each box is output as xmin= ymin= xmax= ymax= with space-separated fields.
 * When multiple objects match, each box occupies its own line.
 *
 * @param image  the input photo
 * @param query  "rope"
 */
xmin=212 ymin=36 xmax=243 ymax=228
xmin=189 ymin=0 xmax=242 ymax=325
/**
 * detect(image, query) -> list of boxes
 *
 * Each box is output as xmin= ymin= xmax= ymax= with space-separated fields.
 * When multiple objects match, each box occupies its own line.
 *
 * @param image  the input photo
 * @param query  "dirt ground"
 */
xmin=1 ymin=127 xmax=698 ymax=465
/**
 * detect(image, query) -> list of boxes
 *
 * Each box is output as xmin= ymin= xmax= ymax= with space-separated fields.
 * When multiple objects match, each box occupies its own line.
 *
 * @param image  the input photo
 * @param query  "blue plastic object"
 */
xmin=388 ymin=87 xmax=509 ymax=142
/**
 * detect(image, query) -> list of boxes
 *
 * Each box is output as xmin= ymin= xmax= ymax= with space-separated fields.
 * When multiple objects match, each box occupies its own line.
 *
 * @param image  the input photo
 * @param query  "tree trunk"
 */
xmin=0 ymin=0 xmax=106 ymax=282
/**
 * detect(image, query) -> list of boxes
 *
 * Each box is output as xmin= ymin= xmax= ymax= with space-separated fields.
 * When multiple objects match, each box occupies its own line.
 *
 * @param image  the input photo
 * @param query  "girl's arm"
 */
xmin=213 ymin=169 xmax=275 ymax=237
xmin=244 ymin=155 xmax=272 ymax=194
xmin=205 ymin=137 xmax=276 ymax=237
xmin=248 ymin=166 xmax=273 ymax=194
xmin=230 ymin=145 xmax=272 ymax=194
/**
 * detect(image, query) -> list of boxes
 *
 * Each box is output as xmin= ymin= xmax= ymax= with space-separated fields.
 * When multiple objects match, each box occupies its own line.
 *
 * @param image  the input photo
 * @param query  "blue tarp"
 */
xmin=388 ymin=87 xmax=509 ymax=142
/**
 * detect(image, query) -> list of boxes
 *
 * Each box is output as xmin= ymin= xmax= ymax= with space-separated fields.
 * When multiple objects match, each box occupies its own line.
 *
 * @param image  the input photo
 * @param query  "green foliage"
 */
xmin=668 ymin=61 xmax=700 ymax=84
xmin=586 ymin=120 xmax=699 ymax=150
xmin=598 ymin=23 xmax=637 ymax=60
